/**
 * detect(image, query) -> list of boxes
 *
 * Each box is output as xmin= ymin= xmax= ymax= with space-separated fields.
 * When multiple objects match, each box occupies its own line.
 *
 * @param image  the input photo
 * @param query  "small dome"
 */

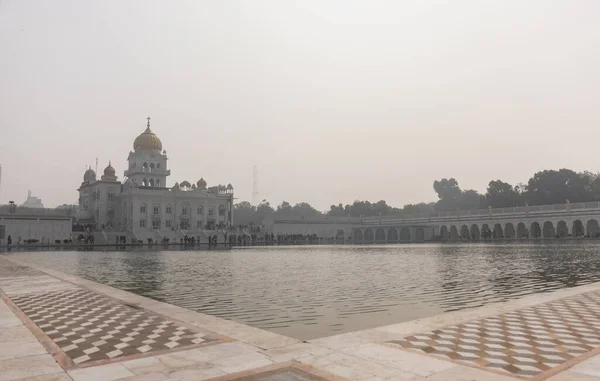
xmin=180 ymin=180 xmax=191 ymax=188
xmin=227 ymin=183 xmax=233 ymax=190
xmin=133 ymin=119 xmax=163 ymax=152
xmin=197 ymin=178 xmax=207 ymax=189
xmin=83 ymin=167 xmax=96 ymax=182
xmin=103 ymin=161 xmax=115 ymax=177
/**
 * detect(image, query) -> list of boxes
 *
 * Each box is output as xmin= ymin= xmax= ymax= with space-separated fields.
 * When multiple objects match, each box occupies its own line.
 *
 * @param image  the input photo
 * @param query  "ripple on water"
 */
xmin=7 ymin=242 xmax=600 ymax=340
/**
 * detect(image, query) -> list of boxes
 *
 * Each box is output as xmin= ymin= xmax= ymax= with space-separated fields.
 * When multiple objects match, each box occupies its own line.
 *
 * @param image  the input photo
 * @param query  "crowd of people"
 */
xmin=226 ymin=232 xmax=336 ymax=246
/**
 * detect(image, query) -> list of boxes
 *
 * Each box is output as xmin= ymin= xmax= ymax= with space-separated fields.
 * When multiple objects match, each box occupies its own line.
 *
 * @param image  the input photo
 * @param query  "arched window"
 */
xmin=149 ymin=179 xmax=154 ymax=187
xmin=143 ymin=162 xmax=148 ymax=172
xmin=157 ymin=163 xmax=161 ymax=169
xmin=156 ymin=179 xmax=161 ymax=187
xmin=149 ymin=163 xmax=155 ymax=172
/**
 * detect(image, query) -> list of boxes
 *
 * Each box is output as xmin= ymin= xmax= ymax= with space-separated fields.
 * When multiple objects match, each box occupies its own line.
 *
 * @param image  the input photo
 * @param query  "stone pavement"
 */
xmin=4 ymin=256 xmax=600 ymax=380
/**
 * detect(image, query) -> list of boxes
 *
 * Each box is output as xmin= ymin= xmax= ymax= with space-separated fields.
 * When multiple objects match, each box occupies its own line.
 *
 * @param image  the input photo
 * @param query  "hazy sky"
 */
xmin=1 ymin=1 xmax=599 ymax=210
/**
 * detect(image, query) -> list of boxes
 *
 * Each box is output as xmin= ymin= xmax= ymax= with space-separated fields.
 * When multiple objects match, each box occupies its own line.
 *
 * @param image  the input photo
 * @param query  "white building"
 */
xmin=0 ymin=205 xmax=72 ymax=245
xmin=77 ymin=119 xmax=234 ymax=242
xmin=20 ymin=191 xmax=44 ymax=208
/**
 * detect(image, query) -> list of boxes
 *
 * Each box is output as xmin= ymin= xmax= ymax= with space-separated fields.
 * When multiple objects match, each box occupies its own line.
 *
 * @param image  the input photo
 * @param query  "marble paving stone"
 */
xmin=0 ymin=354 xmax=64 ymax=381
xmin=6 ymin=287 xmax=224 ymax=366
xmin=0 ymin=322 xmax=39 ymax=342
xmin=260 ymin=343 xmax=334 ymax=363
xmin=0 ymin=340 xmax=48 ymax=360
xmin=122 ymin=356 xmax=169 ymax=375
xmin=571 ymin=355 xmax=600 ymax=378
xmin=387 ymin=289 xmax=600 ymax=379
xmin=344 ymin=343 xmax=457 ymax=377
xmin=163 ymin=366 xmax=226 ymax=380
xmin=10 ymin=374 xmax=74 ymax=381
xmin=221 ymin=368 xmax=332 ymax=381
xmin=68 ymin=363 xmax=135 ymax=381
xmin=215 ymin=353 xmax=274 ymax=374
xmin=315 ymin=352 xmax=404 ymax=380
xmin=547 ymin=371 xmax=600 ymax=380
xmin=121 ymin=372 xmax=169 ymax=381
xmin=426 ymin=365 xmax=518 ymax=380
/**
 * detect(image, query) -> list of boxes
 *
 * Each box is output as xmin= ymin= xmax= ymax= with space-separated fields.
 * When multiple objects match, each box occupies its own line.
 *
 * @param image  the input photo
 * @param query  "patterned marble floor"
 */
xmin=388 ymin=290 xmax=600 ymax=378
xmin=0 ymin=257 xmax=226 ymax=369
xmin=10 ymin=288 xmax=218 ymax=365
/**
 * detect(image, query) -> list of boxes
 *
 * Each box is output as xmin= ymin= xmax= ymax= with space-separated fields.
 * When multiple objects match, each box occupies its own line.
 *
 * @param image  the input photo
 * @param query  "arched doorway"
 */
xmin=364 ymin=228 xmax=374 ymax=243
xmin=449 ymin=226 xmax=459 ymax=241
xmin=375 ymin=228 xmax=386 ymax=242
xmin=353 ymin=229 xmax=363 ymax=243
xmin=587 ymin=219 xmax=600 ymax=238
xmin=517 ymin=222 xmax=528 ymax=238
xmin=530 ymin=222 xmax=542 ymax=238
xmin=481 ymin=224 xmax=491 ymax=239
xmin=557 ymin=221 xmax=568 ymax=237
xmin=400 ymin=228 xmax=411 ymax=242
xmin=573 ymin=220 xmax=585 ymax=237
xmin=542 ymin=221 xmax=555 ymax=238
xmin=470 ymin=224 xmax=480 ymax=240
xmin=460 ymin=225 xmax=470 ymax=240
xmin=387 ymin=228 xmax=398 ymax=242
xmin=493 ymin=223 xmax=504 ymax=239
xmin=504 ymin=223 xmax=516 ymax=239
xmin=416 ymin=228 xmax=425 ymax=242
xmin=440 ymin=226 xmax=449 ymax=240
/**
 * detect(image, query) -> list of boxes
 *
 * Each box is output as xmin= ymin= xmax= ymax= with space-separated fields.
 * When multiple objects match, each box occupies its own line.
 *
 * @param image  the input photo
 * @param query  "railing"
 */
xmin=0 ymin=205 xmax=75 ymax=217
xmin=361 ymin=201 xmax=600 ymax=224
xmin=262 ymin=202 xmax=600 ymax=227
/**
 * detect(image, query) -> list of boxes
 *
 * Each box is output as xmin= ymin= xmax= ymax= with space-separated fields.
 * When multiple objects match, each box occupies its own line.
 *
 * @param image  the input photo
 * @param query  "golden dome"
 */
xmin=134 ymin=119 xmax=163 ymax=152
xmin=197 ymin=178 xmax=207 ymax=189
xmin=103 ymin=161 xmax=116 ymax=177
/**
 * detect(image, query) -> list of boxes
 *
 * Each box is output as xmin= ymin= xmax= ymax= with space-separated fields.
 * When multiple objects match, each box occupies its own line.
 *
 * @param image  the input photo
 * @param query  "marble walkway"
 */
xmin=3 ymin=257 xmax=600 ymax=381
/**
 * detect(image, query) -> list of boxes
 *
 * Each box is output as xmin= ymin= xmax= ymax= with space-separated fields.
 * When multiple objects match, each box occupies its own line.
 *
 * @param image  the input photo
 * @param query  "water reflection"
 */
xmin=7 ymin=242 xmax=600 ymax=340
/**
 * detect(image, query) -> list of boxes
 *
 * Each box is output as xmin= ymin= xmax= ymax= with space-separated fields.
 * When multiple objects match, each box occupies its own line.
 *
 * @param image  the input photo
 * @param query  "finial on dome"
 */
xmin=147 ymin=116 xmax=151 ymax=128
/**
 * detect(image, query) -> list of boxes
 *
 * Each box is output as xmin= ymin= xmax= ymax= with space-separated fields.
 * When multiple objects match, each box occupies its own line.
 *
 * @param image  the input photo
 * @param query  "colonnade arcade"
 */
xmin=439 ymin=218 xmax=599 ymax=240
xmin=352 ymin=226 xmax=429 ymax=243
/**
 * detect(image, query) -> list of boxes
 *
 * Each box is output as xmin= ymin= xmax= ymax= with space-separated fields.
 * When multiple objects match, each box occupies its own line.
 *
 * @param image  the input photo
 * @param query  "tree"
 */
xmin=372 ymin=200 xmax=391 ymax=216
xmin=458 ymin=189 xmax=485 ymax=210
xmin=486 ymin=180 xmax=521 ymax=208
xmin=292 ymin=202 xmax=322 ymax=217
xmin=233 ymin=201 xmax=257 ymax=225
xmin=525 ymin=169 xmax=586 ymax=205
xmin=255 ymin=200 xmax=274 ymax=222
xmin=328 ymin=203 xmax=345 ymax=217
xmin=402 ymin=202 xmax=436 ymax=215
xmin=433 ymin=178 xmax=462 ymax=211
xmin=275 ymin=201 xmax=293 ymax=216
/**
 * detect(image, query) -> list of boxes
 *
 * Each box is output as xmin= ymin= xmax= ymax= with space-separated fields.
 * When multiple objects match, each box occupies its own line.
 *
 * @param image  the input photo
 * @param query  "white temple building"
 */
xmin=77 ymin=118 xmax=234 ymax=242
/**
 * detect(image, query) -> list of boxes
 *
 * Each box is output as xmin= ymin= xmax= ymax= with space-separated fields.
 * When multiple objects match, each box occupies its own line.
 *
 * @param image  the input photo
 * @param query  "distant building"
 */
xmin=20 ymin=191 xmax=44 ymax=208
xmin=0 ymin=204 xmax=72 ymax=245
xmin=76 ymin=118 xmax=235 ymax=242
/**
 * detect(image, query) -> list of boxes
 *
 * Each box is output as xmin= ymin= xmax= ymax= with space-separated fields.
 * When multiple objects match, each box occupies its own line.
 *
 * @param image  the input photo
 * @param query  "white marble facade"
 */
xmin=77 ymin=119 xmax=234 ymax=241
